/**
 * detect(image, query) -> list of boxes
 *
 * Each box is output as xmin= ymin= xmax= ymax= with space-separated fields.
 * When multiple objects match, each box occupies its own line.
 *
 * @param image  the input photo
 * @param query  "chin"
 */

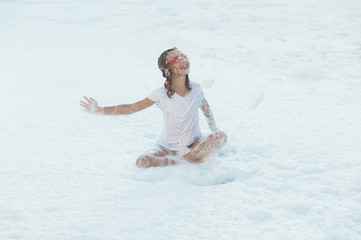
xmin=175 ymin=67 xmax=190 ymax=75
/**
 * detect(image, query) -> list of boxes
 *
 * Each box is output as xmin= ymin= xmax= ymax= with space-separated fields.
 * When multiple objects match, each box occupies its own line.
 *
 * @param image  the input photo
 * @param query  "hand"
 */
xmin=80 ymin=96 xmax=103 ymax=113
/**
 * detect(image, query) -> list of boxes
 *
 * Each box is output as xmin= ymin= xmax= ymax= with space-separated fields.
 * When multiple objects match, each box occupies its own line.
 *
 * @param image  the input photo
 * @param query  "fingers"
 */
xmin=80 ymin=102 xmax=89 ymax=112
xmin=90 ymin=97 xmax=98 ymax=106
xmin=80 ymin=96 xmax=100 ymax=113
xmin=80 ymin=101 xmax=87 ymax=108
xmin=80 ymin=97 xmax=92 ymax=112
xmin=84 ymin=96 xmax=92 ymax=104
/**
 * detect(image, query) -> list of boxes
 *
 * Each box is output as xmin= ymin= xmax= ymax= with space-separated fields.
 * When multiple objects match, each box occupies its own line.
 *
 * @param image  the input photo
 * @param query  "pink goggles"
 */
xmin=167 ymin=54 xmax=188 ymax=69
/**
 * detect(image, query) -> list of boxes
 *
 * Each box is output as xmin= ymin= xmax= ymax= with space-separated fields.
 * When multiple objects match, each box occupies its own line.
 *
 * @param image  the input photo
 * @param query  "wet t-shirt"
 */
xmin=147 ymin=81 xmax=205 ymax=151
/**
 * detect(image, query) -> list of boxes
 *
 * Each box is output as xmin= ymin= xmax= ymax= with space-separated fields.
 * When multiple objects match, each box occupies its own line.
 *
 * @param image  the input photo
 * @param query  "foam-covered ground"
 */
xmin=1 ymin=0 xmax=361 ymax=239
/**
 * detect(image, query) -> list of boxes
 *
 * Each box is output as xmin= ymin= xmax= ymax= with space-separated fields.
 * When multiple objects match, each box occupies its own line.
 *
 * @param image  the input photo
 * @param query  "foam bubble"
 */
xmin=291 ymin=62 xmax=324 ymax=79
xmin=201 ymin=79 xmax=215 ymax=89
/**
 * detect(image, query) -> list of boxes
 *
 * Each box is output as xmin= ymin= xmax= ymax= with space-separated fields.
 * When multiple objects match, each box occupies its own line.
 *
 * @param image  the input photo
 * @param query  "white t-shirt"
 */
xmin=148 ymin=81 xmax=205 ymax=151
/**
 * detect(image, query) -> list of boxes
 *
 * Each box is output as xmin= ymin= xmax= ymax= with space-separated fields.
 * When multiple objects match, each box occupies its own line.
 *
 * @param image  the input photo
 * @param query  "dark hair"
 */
xmin=158 ymin=47 xmax=191 ymax=98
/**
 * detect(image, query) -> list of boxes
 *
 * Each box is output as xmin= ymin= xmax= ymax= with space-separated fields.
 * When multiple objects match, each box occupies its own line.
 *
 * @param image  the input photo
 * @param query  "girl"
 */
xmin=80 ymin=47 xmax=227 ymax=168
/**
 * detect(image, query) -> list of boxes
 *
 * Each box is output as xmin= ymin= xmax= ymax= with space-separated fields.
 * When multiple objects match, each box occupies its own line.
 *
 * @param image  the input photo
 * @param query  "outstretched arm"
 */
xmin=201 ymin=99 xmax=218 ymax=133
xmin=80 ymin=96 xmax=155 ymax=115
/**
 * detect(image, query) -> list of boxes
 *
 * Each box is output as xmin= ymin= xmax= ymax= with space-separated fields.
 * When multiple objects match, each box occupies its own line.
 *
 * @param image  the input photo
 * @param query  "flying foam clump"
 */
xmin=201 ymin=78 xmax=215 ymax=89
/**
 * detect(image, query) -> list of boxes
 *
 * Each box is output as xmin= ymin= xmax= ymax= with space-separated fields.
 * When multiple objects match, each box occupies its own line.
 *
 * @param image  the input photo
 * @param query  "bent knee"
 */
xmin=214 ymin=131 xmax=228 ymax=145
xmin=136 ymin=155 xmax=152 ymax=168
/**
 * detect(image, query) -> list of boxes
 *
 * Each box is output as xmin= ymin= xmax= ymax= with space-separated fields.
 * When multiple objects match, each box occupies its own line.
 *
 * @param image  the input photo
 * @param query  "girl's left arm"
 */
xmin=201 ymin=99 xmax=218 ymax=133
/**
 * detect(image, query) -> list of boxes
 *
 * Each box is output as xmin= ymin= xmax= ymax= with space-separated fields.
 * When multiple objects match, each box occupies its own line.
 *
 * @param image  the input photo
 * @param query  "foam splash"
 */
xmin=200 ymin=78 xmax=215 ymax=89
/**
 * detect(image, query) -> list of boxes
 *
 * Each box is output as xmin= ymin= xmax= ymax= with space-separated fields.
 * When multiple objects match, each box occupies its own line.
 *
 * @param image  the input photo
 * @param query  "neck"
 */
xmin=171 ymin=74 xmax=187 ymax=91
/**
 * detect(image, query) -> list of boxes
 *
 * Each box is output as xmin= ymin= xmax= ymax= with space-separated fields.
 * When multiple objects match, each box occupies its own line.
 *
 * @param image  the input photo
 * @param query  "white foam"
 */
xmin=200 ymin=78 xmax=215 ymax=89
xmin=1 ymin=0 xmax=360 ymax=239
xmin=291 ymin=62 xmax=324 ymax=79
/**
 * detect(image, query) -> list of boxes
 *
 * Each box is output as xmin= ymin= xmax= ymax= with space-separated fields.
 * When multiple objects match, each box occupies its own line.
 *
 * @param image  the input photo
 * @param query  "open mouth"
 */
xmin=180 ymin=64 xmax=189 ymax=69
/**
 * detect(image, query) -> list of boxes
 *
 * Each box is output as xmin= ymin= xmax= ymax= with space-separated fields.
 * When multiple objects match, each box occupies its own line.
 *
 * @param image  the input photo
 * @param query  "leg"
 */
xmin=183 ymin=131 xmax=227 ymax=162
xmin=136 ymin=148 xmax=177 ymax=168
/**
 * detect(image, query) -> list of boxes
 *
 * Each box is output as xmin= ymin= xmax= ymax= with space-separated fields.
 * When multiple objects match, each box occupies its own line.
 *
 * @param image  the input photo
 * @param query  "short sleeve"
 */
xmin=191 ymin=82 xmax=205 ymax=106
xmin=147 ymin=87 xmax=163 ymax=104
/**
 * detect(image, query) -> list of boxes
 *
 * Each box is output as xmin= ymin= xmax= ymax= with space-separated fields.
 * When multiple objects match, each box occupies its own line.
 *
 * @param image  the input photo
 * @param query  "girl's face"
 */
xmin=167 ymin=49 xmax=190 ymax=75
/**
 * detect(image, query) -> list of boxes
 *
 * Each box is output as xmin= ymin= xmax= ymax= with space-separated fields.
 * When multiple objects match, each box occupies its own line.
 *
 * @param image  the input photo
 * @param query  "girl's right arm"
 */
xmin=80 ymin=96 xmax=155 ymax=115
